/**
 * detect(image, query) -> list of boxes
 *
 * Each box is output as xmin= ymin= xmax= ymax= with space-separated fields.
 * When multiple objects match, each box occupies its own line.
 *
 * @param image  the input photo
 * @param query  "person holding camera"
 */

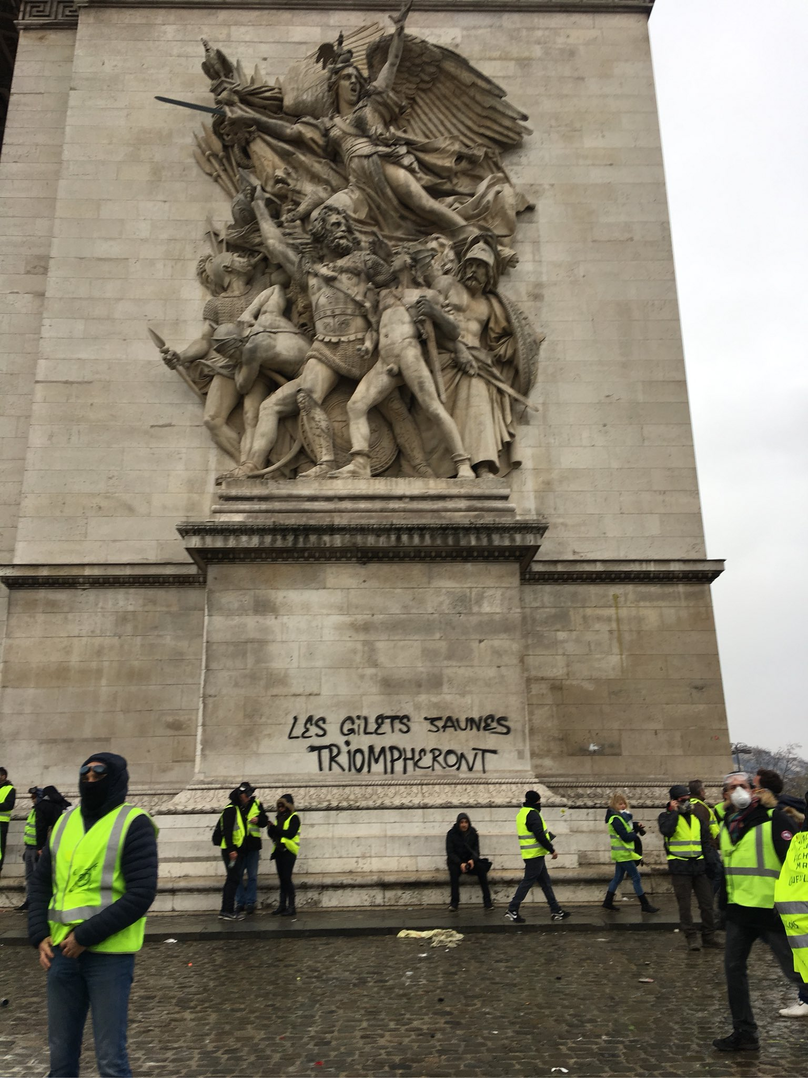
xmin=658 ymin=784 xmax=718 ymax=950
xmin=445 ymin=812 xmax=493 ymax=911
xmin=603 ymin=792 xmax=658 ymax=913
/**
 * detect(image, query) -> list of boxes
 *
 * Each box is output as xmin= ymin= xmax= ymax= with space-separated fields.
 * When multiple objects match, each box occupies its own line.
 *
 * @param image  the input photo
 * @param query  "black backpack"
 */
xmin=212 ymin=815 xmax=223 ymax=847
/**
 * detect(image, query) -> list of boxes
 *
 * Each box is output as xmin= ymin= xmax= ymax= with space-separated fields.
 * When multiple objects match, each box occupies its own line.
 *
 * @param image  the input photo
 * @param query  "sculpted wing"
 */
xmin=366 ymin=33 xmax=531 ymax=152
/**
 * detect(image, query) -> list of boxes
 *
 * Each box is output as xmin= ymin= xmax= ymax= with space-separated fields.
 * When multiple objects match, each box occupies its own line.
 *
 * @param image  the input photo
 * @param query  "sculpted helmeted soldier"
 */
xmin=219 ymin=197 xmax=435 ymax=479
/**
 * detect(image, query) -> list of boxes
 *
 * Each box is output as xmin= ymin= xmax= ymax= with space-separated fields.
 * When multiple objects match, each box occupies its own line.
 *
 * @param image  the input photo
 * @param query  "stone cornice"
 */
xmin=0 ymin=563 xmax=204 ymax=589
xmin=16 ymin=0 xmax=78 ymax=28
xmin=179 ymin=520 xmax=548 ymax=573
xmin=523 ymin=559 xmax=724 ymax=585
xmin=19 ymin=0 xmax=654 ymax=28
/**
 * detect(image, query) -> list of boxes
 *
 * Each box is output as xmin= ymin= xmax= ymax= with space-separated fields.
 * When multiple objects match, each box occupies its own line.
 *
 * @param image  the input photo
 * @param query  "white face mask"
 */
xmin=730 ymin=788 xmax=752 ymax=810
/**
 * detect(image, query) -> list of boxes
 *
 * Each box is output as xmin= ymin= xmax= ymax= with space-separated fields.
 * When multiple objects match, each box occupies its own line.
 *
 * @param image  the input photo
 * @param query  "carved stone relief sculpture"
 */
xmin=157 ymin=1 xmax=543 ymax=482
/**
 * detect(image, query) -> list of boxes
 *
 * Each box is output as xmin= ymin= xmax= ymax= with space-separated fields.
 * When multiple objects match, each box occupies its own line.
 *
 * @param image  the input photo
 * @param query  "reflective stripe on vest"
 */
xmin=273 ymin=813 xmax=300 ymax=856
xmin=666 ymin=814 xmax=703 ymax=861
xmin=607 ymin=814 xmax=640 ymax=863
xmin=516 ymin=806 xmax=550 ymax=859
xmin=219 ymin=804 xmax=245 ymax=850
xmin=691 ymin=797 xmax=720 ymax=840
xmin=774 ymin=831 xmax=808 ymax=981
xmin=24 ymin=808 xmax=37 ymax=846
xmin=48 ymin=803 xmax=158 ymax=953
xmin=246 ymin=799 xmax=262 ymax=839
xmin=720 ymin=814 xmax=780 ymax=908
xmin=0 ymin=784 xmax=12 ymax=823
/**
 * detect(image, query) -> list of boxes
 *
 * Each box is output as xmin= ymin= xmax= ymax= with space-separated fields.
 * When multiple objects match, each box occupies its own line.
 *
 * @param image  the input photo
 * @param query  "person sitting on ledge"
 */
xmin=445 ymin=812 xmax=493 ymax=912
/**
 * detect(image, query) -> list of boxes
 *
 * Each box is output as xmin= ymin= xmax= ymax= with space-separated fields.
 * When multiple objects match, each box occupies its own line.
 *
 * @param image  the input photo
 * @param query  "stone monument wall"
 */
xmin=0 ymin=0 xmax=731 ymax=907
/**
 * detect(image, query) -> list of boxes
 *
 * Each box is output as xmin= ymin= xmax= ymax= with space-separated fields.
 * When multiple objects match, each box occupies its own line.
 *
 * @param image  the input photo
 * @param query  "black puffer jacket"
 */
xmin=28 ymin=753 xmax=158 ymax=950
xmin=446 ymin=813 xmax=482 ymax=867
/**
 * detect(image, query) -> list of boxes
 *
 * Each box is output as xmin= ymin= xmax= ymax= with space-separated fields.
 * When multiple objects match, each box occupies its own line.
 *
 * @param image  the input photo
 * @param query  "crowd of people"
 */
xmin=0 ymin=755 xmax=806 ymax=1076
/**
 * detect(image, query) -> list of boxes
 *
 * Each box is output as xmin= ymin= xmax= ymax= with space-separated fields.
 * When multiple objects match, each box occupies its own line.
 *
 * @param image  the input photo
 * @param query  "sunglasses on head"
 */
xmin=79 ymin=764 xmax=108 ymax=777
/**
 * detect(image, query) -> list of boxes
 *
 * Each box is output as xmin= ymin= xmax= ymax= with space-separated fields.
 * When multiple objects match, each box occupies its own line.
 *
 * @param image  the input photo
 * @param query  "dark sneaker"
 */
xmin=270 ymin=907 xmax=287 ymax=917
xmin=218 ymin=911 xmax=238 ymax=921
xmin=448 ymin=904 xmax=458 ymax=912
xmin=712 ymin=1032 xmax=759 ymax=1052
xmin=484 ymin=903 xmax=494 ymax=910
xmin=280 ymin=908 xmax=297 ymax=918
xmin=551 ymin=910 xmax=571 ymax=921
xmin=505 ymin=910 xmax=525 ymax=923
xmin=245 ymin=904 xmax=256 ymax=915
xmin=234 ymin=910 xmax=246 ymax=921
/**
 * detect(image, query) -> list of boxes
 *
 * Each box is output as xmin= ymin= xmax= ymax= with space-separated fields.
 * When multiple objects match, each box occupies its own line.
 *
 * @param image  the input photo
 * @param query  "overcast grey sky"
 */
xmin=648 ymin=0 xmax=808 ymax=754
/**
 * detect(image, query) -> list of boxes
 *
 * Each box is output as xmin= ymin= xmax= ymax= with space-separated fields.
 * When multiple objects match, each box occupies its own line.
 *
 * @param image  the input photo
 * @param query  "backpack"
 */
xmin=212 ymin=816 xmax=223 ymax=847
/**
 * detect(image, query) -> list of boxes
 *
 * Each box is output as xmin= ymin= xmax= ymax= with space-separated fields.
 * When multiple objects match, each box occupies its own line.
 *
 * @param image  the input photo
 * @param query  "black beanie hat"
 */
xmin=525 ymin=790 xmax=541 ymax=805
xmin=669 ymin=784 xmax=689 ymax=800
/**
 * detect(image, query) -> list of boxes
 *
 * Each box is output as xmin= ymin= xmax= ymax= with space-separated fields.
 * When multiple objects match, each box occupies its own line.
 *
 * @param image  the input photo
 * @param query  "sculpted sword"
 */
xmin=147 ymin=327 xmax=205 ymax=402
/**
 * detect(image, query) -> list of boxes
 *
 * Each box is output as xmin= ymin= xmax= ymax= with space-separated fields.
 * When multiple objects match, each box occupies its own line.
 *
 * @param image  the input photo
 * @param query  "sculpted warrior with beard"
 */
xmin=222 ymin=196 xmax=432 ymax=479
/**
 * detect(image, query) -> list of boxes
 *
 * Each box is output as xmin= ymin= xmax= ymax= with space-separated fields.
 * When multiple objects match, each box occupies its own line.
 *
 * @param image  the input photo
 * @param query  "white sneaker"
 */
xmin=779 ymin=1001 xmax=808 ymax=1019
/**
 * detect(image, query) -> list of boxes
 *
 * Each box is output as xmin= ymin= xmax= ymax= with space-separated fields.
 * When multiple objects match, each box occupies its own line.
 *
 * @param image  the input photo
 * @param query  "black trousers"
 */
xmin=449 ymin=863 xmax=492 ymax=907
xmin=670 ymin=872 xmax=715 ymax=936
xmin=725 ymin=915 xmax=801 ymax=1036
xmin=275 ymin=850 xmax=297 ymax=911
xmin=0 ymin=821 xmax=8 ymax=872
xmin=220 ymin=850 xmax=245 ymax=915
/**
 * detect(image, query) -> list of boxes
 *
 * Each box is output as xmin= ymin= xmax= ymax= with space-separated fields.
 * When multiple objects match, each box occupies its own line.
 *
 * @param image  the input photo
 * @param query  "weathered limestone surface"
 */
xmin=8 ymin=6 xmax=702 ymax=564
xmin=0 ymin=585 xmax=204 ymax=784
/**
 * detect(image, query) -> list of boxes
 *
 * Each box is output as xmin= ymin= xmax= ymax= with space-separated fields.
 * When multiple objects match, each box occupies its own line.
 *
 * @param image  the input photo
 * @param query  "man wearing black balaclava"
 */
xmin=505 ymin=790 xmax=571 ymax=924
xmin=27 ymin=752 xmax=158 ymax=1078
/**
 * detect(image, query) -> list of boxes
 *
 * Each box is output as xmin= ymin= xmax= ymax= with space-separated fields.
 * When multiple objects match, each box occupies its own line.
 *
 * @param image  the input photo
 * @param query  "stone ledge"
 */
xmin=0 ymin=562 xmax=204 ymax=589
xmin=179 ymin=520 xmax=547 ymax=573
xmin=214 ymin=477 xmax=516 ymax=524
xmin=72 ymin=0 xmax=654 ymax=15
xmin=523 ymin=559 xmax=724 ymax=585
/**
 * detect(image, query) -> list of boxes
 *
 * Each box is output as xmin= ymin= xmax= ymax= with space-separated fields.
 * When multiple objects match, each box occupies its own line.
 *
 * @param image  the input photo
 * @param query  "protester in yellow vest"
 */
xmin=268 ymin=793 xmax=301 ymax=918
xmin=505 ymin=790 xmax=571 ymax=924
xmin=0 ymin=765 xmax=16 ymax=876
xmin=16 ymin=786 xmax=43 ymax=913
xmin=27 ymin=752 xmax=158 ymax=1078
xmin=233 ymin=781 xmax=269 ymax=917
xmin=657 ymin=784 xmax=717 ymax=951
xmin=217 ymin=785 xmax=248 ymax=921
xmin=773 ymin=792 xmax=808 ymax=1020
xmin=602 ymin=792 xmax=658 ymax=914
xmin=712 ymin=771 xmax=802 ymax=1052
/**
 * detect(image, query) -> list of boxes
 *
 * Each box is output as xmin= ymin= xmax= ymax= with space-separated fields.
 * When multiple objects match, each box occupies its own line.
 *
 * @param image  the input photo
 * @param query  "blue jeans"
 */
xmin=509 ymin=856 xmax=560 ymax=914
xmin=608 ymin=860 xmax=644 ymax=896
xmin=235 ymin=848 xmax=260 ymax=909
xmin=47 ymin=946 xmax=135 ymax=1077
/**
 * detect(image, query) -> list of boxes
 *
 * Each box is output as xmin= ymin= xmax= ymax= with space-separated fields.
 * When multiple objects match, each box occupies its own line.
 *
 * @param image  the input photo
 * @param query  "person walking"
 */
xmin=234 ymin=781 xmax=268 ymax=916
xmin=712 ymin=772 xmax=804 ymax=1051
xmin=602 ymin=792 xmax=658 ymax=914
xmin=658 ymin=784 xmax=718 ymax=951
xmin=268 ymin=793 xmax=300 ymax=918
xmin=505 ymin=790 xmax=570 ymax=924
xmin=773 ymin=790 xmax=808 ymax=1019
xmin=445 ymin=812 xmax=493 ymax=911
xmin=17 ymin=787 xmax=43 ymax=912
xmin=27 ymin=752 xmax=159 ymax=1078
xmin=217 ymin=786 xmax=247 ymax=921
xmin=0 ymin=766 xmax=16 ymax=876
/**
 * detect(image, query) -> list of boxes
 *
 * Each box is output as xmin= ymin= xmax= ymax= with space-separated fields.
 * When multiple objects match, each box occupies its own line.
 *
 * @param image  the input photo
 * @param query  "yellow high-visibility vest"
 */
xmin=774 ymin=830 xmax=808 ymax=981
xmin=516 ymin=806 xmax=551 ymax=859
xmin=273 ymin=813 xmax=300 ymax=856
xmin=47 ymin=803 xmax=158 ymax=953
xmin=666 ymin=814 xmax=703 ymax=862
xmin=720 ymin=813 xmax=780 ymax=908
xmin=607 ymin=814 xmax=641 ymax=863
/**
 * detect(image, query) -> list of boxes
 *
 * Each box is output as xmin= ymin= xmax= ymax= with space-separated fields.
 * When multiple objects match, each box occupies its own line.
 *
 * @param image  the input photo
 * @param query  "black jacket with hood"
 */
xmin=220 ymin=788 xmax=248 ymax=853
xmin=446 ymin=814 xmax=482 ymax=868
xmin=35 ymin=787 xmax=71 ymax=850
xmin=28 ymin=752 xmax=158 ymax=950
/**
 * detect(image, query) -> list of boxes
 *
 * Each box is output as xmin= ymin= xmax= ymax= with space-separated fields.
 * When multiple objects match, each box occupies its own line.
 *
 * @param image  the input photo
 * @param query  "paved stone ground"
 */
xmin=0 ymin=930 xmax=805 ymax=1078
